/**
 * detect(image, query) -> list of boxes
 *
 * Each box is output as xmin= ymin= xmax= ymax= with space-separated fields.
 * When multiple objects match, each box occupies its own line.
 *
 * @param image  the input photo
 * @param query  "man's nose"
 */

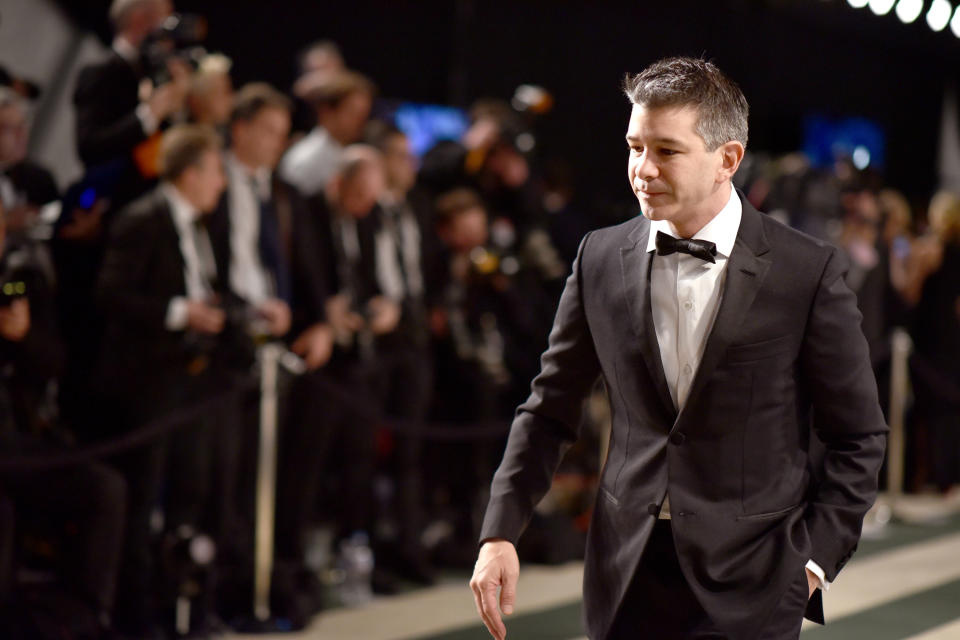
xmin=634 ymin=152 xmax=658 ymax=182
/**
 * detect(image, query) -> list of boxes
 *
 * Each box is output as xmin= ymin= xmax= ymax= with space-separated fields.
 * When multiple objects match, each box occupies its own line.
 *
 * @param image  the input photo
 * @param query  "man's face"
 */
xmin=339 ymin=163 xmax=384 ymax=218
xmin=334 ymin=91 xmax=372 ymax=143
xmin=183 ymin=149 xmax=226 ymax=212
xmin=233 ymin=107 xmax=291 ymax=170
xmin=626 ymin=104 xmax=728 ymax=229
xmin=383 ymin=133 xmax=416 ymax=195
xmin=198 ymin=72 xmax=234 ymax=127
xmin=441 ymin=207 xmax=488 ymax=254
xmin=0 ymin=105 xmax=28 ymax=168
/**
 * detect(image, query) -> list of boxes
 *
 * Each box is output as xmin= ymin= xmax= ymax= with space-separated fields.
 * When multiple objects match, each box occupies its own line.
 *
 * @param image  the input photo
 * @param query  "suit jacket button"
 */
xmin=647 ymin=504 xmax=660 ymax=516
xmin=670 ymin=432 xmax=686 ymax=445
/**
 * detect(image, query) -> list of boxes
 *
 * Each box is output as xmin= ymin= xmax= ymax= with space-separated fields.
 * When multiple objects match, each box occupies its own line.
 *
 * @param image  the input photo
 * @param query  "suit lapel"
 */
xmin=620 ymin=217 xmax=677 ymax=421
xmin=673 ymin=197 xmax=771 ymax=430
xmin=155 ymin=190 xmax=188 ymax=296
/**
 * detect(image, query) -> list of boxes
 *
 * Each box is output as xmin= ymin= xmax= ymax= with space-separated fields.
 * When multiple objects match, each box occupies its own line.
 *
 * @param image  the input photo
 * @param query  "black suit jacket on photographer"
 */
xmin=0 ymin=240 xmax=64 ymax=442
xmin=96 ymin=187 xmax=221 ymax=396
xmin=208 ymin=175 xmax=330 ymax=340
xmin=73 ymin=50 xmax=157 ymax=212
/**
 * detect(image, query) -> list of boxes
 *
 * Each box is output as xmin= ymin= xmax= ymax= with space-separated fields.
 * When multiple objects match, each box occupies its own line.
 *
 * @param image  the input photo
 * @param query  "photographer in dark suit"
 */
xmin=96 ymin=124 xmax=226 ymax=635
xmin=74 ymin=0 xmax=182 ymax=175
xmin=0 ymin=196 xmax=125 ymax=636
xmin=59 ymin=0 xmax=187 ymax=450
xmin=471 ymin=58 xmax=887 ymax=640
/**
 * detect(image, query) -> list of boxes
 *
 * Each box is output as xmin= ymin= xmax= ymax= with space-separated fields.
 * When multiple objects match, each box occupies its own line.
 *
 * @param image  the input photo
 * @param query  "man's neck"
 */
xmin=164 ymin=182 xmax=201 ymax=219
xmin=230 ymin=149 xmax=264 ymax=176
xmin=667 ymin=182 xmax=732 ymax=239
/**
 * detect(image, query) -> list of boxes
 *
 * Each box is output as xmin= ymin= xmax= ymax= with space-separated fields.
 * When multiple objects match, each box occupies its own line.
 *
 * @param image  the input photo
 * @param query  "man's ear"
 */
xmin=717 ymin=140 xmax=745 ymax=182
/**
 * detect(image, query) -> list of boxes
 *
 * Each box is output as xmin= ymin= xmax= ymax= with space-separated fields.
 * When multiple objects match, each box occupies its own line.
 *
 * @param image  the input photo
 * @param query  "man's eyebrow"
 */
xmin=625 ymin=135 xmax=686 ymax=146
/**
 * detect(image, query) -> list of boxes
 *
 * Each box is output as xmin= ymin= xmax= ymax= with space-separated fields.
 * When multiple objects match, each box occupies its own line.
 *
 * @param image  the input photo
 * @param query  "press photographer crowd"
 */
xmin=0 ymin=0 xmax=958 ymax=638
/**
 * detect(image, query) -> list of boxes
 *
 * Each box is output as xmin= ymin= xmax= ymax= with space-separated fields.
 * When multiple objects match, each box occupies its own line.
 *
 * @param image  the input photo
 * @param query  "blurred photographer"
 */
xmin=0 ymin=197 xmax=125 ymax=637
xmin=280 ymin=70 xmax=374 ymax=197
xmin=74 ymin=0 xmax=184 ymax=178
xmin=61 ymin=0 xmax=187 ymax=445
xmin=186 ymin=53 xmax=234 ymax=133
xmin=274 ymin=146 xmax=395 ymax=623
xmin=96 ymin=124 xmax=226 ymax=636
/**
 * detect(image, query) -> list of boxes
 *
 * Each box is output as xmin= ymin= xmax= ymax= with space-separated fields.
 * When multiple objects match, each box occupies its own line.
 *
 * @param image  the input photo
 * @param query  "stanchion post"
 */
xmin=887 ymin=328 xmax=912 ymax=502
xmin=253 ymin=344 xmax=281 ymax=622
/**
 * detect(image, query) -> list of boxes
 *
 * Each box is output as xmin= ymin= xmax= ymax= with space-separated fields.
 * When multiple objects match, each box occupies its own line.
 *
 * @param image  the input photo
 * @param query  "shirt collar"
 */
xmin=161 ymin=183 xmax=201 ymax=227
xmin=646 ymin=185 xmax=742 ymax=258
xmin=226 ymin=152 xmax=271 ymax=195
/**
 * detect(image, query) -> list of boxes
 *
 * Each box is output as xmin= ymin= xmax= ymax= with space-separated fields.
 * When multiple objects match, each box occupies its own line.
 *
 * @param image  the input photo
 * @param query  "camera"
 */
xmin=0 ymin=277 xmax=26 ymax=308
xmin=140 ymin=13 xmax=208 ymax=86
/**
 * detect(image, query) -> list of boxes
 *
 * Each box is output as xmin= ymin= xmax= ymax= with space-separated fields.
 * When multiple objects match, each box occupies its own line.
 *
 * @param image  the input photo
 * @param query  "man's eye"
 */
xmin=660 ymin=149 xmax=677 ymax=156
xmin=630 ymin=146 xmax=643 ymax=155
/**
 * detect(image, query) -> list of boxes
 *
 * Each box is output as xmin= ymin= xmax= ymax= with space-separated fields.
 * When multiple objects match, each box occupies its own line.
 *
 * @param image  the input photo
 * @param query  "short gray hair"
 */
xmin=623 ymin=56 xmax=748 ymax=151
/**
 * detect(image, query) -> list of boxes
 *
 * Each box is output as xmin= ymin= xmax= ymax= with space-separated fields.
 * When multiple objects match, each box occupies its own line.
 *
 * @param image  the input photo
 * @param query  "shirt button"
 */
xmin=683 ymin=300 xmax=693 ymax=311
xmin=683 ymin=364 xmax=693 ymax=375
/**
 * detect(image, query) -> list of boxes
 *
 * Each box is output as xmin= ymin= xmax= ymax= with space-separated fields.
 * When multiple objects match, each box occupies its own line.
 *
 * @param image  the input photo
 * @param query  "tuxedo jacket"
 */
xmin=207 ymin=175 xmax=330 ymax=338
xmin=95 ymin=188 xmax=221 ymax=394
xmin=479 ymin=194 xmax=887 ymax=640
xmin=74 ymin=51 xmax=145 ymax=168
xmin=73 ymin=51 xmax=156 ymax=210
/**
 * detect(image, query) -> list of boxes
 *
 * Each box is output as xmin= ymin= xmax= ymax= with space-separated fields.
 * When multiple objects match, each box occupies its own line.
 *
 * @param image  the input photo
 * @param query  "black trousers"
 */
xmin=275 ymin=364 xmax=378 ymax=562
xmin=607 ymin=520 xmax=807 ymax=640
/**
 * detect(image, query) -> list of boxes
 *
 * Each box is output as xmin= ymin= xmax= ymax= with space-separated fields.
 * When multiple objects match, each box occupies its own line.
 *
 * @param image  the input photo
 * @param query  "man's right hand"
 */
xmin=470 ymin=539 xmax=519 ymax=640
xmin=291 ymin=322 xmax=334 ymax=370
xmin=185 ymin=300 xmax=225 ymax=335
xmin=144 ymin=60 xmax=190 ymax=123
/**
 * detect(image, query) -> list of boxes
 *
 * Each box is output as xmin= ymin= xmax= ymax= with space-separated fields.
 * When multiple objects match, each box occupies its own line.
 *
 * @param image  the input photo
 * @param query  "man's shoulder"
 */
xmin=753 ymin=207 xmax=839 ymax=269
xmin=113 ymin=188 xmax=171 ymax=235
xmin=581 ymin=215 xmax=647 ymax=253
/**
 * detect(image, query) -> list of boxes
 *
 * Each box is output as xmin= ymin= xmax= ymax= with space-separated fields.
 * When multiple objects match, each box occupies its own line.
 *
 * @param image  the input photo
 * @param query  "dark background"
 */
xmin=56 ymin=0 xmax=960 ymax=211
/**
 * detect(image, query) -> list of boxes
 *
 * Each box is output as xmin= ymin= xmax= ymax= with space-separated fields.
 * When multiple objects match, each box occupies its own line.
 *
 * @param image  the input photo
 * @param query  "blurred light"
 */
xmin=515 ymin=132 xmax=536 ymax=153
xmin=927 ymin=0 xmax=952 ymax=31
xmin=952 ymin=4 xmax=960 ymax=36
xmin=895 ymin=0 xmax=924 ymax=23
xmin=853 ymin=145 xmax=872 ymax=170
xmin=869 ymin=0 xmax=896 ymax=15
xmin=848 ymin=0 xmax=870 ymax=8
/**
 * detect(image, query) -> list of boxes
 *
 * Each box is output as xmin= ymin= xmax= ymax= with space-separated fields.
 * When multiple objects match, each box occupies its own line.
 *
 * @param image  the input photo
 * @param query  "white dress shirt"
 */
xmin=162 ymin=184 xmax=217 ymax=330
xmin=225 ymin=153 xmax=272 ymax=304
xmin=278 ymin=126 xmax=343 ymax=197
xmin=375 ymin=201 xmax=424 ymax=302
xmin=646 ymin=185 xmax=828 ymax=589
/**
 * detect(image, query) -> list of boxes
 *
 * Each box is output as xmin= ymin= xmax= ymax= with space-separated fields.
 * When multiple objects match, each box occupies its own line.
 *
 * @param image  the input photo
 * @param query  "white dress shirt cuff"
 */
xmin=805 ymin=559 xmax=831 ymax=591
xmin=166 ymin=297 xmax=188 ymax=331
xmin=136 ymin=102 xmax=159 ymax=135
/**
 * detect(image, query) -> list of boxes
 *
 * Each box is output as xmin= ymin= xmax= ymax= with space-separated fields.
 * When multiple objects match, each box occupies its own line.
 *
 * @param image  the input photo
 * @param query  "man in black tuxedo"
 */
xmin=470 ymin=58 xmax=887 ymax=640
xmin=60 ymin=0 xmax=186 ymax=446
xmin=74 ymin=0 xmax=180 ymax=174
xmin=96 ymin=124 xmax=226 ymax=634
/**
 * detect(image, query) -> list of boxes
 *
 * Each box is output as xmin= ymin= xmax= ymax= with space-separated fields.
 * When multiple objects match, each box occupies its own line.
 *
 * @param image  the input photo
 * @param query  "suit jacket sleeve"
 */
xmin=96 ymin=203 xmax=174 ymax=333
xmin=801 ymin=247 xmax=887 ymax=582
xmin=74 ymin=64 xmax=149 ymax=167
xmin=479 ymin=232 xmax=601 ymax=545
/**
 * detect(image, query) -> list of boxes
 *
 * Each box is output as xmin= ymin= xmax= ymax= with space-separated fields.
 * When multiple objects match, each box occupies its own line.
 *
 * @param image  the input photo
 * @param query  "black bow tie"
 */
xmin=655 ymin=231 xmax=717 ymax=263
